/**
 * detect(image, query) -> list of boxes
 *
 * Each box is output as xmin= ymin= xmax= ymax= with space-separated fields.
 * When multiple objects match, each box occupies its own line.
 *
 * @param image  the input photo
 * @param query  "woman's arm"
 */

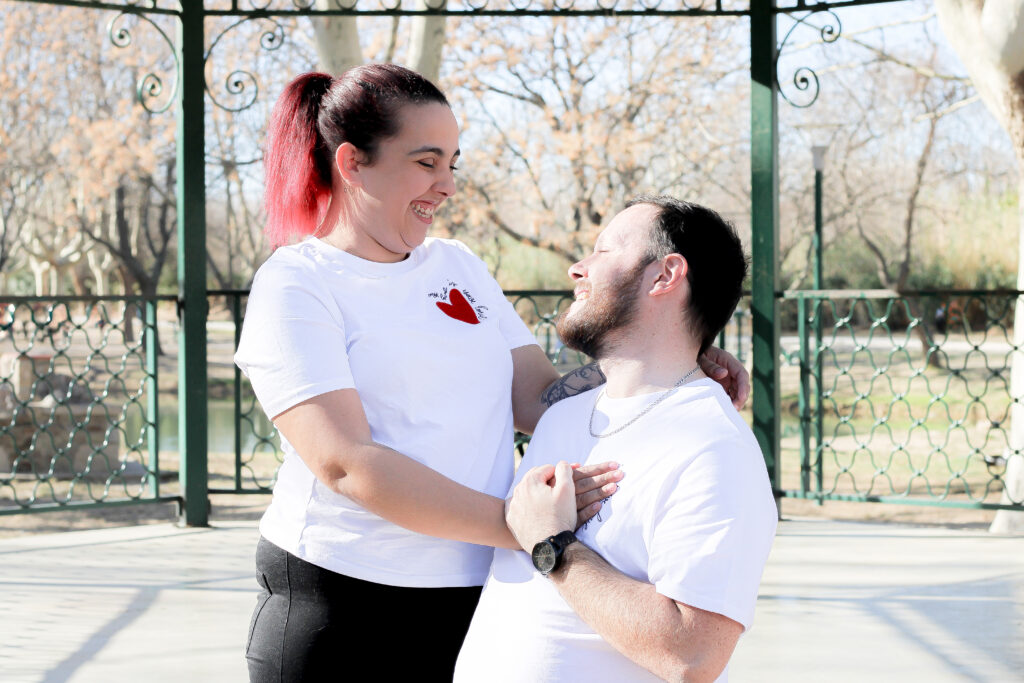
xmin=274 ymin=388 xmax=519 ymax=548
xmin=510 ymin=346 xmax=606 ymax=435
xmin=273 ymin=388 xmax=618 ymax=550
xmin=510 ymin=345 xmax=749 ymax=435
xmin=699 ymin=346 xmax=750 ymax=409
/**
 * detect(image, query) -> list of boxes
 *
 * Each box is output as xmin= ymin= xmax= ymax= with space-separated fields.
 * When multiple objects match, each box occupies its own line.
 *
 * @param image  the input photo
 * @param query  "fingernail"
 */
xmin=603 ymin=483 xmax=617 ymax=494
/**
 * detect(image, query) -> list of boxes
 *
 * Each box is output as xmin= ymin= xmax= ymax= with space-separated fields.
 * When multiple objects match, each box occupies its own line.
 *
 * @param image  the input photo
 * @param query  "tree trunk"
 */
xmin=140 ymin=281 xmax=163 ymax=358
xmin=87 ymin=250 xmax=110 ymax=296
xmin=118 ymin=265 xmax=136 ymax=343
xmin=311 ymin=3 xmax=362 ymax=76
xmin=310 ymin=1 xmax=449 ymax=83
xmin=30 ymin=259 xmax=48 ymax=296
xmin=70 ymin=263 xmax=88 ymax=296
xmin=406 ymin=0 xmax=446 ymax=83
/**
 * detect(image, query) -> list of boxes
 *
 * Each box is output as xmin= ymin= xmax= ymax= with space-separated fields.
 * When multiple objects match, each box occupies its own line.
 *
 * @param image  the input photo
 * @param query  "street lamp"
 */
xmin=810 ymin=143 xmax=828 ymax=504
xmin=811 ymin=144 xmax=827 ymax=291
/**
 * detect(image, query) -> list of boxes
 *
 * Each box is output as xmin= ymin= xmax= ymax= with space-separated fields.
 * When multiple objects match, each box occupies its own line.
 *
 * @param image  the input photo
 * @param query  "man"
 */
xmin=454 ymin=196 xmax=777 ymax=683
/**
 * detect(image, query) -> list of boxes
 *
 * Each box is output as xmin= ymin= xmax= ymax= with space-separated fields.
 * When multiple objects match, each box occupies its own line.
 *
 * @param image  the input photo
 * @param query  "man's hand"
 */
xmin=505 ymin=461 xmax=578 ymax=552
xmin=700 ymin=346 xmax=750 ymax=410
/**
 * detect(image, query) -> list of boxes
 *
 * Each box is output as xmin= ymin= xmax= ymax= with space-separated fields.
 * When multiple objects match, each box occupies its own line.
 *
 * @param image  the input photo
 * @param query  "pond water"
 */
xmin=124 ymin=400 xmax=277 ymax=455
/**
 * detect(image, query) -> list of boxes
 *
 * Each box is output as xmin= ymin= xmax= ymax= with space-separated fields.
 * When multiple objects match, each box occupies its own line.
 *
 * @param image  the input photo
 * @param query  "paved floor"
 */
xmin=0 ymin=518 xmax=1021 ymax=682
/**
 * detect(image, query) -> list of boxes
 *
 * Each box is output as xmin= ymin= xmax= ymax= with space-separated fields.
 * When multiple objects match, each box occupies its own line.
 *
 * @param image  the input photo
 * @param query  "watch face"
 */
xmin=532 ymin=541 xmax=557 ymax=574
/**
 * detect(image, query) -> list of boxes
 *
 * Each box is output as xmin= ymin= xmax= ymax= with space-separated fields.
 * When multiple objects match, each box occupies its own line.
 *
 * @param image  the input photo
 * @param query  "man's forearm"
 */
xmin=549 ymin=543 xmax=737 ymax=683
xmin=541 ymin=362 xmax=607 ymax=407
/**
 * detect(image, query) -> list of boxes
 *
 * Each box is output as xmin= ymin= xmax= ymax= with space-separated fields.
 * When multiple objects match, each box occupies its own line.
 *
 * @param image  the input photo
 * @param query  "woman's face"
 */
xmin=343 ymin=102 xmax=460 ymax=262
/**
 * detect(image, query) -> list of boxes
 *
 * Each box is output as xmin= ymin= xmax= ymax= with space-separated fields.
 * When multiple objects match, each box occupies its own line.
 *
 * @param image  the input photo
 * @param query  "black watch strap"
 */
xmin=531 ymin=530 xmax=578 ymax=576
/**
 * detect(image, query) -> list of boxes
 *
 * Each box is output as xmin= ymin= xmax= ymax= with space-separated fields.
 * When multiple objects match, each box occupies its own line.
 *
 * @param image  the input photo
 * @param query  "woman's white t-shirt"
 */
xmin=234 ymin=236 xmax=538 ymax=587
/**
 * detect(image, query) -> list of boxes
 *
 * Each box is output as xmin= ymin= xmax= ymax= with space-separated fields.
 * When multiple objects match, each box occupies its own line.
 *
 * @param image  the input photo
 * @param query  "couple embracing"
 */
xmin=236 ymin=64 xmax=775 ymax=683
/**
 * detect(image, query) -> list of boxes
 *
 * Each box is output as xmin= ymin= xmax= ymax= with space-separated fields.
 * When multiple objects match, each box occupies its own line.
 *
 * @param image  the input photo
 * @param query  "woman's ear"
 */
xmin=648 ymin=253 xmax=688 ymax=297
xmin=335 ymin=142 xmax=365 ymax=189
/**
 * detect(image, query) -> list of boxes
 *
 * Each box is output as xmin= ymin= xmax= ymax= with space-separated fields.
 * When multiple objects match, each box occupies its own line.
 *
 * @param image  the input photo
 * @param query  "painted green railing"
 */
xmin=7 ymin=289 xmax=1018 ymax=516
xmin=780 ymin=289 xmax=1023 ymax=510
xmin=208 ymin=290 xmax=279 ymax=495
xmin=0 ymin=296 xmax=180 ymax=515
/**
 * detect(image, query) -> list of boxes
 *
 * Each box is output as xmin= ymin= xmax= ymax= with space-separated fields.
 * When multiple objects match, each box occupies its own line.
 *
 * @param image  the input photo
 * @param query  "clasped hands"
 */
xmin=505 ymin=460 xmax=621 ymax=552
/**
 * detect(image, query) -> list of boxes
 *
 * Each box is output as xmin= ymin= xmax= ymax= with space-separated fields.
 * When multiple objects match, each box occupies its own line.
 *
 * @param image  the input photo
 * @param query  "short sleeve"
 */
xmin=234 ymin=255 xmax=355 ymax=420
xmin=647 ymin=446 xmax=776 ymax=631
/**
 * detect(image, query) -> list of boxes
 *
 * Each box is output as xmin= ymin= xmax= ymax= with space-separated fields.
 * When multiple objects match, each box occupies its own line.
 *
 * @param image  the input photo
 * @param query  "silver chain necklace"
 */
xmin=588 ymin=365 xmax=702 ymax=438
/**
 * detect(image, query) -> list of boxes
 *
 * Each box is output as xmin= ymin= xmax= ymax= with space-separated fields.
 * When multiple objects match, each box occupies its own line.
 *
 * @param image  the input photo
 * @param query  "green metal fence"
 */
xmin=5 ymin=289 xmax=1020 ymax=516
xmin=0 ymin=296 xmax=180 ymax=514
xmin=780 ymin=289 xmax=1023 ymax=511
xmin=208 ymin=290 xmax=280 ymax=495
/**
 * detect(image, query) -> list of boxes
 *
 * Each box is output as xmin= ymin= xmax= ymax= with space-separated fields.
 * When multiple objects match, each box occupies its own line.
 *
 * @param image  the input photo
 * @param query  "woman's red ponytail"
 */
xmin=263 ymin=72 xmax=333 ymax=249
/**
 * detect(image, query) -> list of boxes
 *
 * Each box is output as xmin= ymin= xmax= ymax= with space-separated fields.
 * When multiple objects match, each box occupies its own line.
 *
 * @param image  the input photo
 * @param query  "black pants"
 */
xmin=246 ymin=538 xmax=482 ymax=682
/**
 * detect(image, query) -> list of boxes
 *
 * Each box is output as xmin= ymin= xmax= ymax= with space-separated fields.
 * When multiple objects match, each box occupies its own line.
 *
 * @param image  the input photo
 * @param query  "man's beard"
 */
xmin=556 ymin=260 xmax=649 ymax=360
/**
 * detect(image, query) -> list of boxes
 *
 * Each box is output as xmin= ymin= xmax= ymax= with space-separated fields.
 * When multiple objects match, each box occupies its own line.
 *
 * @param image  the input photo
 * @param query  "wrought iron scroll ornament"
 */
xmin=204 ymin=17 xmax=286 ymax=113
xmin=776 ymin=10 xmax=841 ymax=109
xmin=107 ymin=11 xmax=180 ymax=114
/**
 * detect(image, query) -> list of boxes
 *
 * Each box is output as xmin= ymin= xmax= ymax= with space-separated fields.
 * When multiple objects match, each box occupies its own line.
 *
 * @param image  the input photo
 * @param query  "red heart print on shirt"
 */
xmin=436 ymin=288 xmax=480 ymax=324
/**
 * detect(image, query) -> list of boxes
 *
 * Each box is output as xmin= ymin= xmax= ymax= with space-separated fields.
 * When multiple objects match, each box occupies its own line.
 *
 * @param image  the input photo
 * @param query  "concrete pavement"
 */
xmin=1 ymin=518 xmax=1021 ymax=682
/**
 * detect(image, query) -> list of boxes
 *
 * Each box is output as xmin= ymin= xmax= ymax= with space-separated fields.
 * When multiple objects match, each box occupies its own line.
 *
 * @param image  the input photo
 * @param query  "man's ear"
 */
xmin=648 ymin=253 xmax=688 ymax=297
xmin=335 ymin=142 xmax=366 ymax=189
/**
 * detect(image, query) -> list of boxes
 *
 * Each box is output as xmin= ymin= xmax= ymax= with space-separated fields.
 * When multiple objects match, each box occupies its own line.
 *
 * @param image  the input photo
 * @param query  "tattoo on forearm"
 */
xmin=541 ymin=362 xmax=607 ymax=407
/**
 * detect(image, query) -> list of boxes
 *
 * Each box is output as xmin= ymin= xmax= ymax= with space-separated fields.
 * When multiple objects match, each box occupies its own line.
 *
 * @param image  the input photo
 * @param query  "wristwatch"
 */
xmin=531 ymin=530 xmax=578 ymax=576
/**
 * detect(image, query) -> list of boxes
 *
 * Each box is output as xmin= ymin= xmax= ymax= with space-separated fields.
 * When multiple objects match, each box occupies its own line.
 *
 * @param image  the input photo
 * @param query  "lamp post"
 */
xmin=810 ymin=144 xmax=827 ymax=504
xmin=811 ymin=144 xmax=827 ymax=291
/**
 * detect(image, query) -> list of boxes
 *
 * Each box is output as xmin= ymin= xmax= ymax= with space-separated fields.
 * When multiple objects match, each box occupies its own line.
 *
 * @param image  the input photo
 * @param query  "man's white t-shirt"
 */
xmin=234 ymin=236 xmax=537 ymax=588
xmin=455 ymin=379 xmax=778 ymax=682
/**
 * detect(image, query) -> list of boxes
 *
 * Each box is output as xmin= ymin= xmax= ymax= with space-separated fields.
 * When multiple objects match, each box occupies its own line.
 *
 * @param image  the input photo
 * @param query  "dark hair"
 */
xmin=626 ymin=195 xmax=748 ymax=356
xmin=263 ymin=64 xmax=449 ymax=248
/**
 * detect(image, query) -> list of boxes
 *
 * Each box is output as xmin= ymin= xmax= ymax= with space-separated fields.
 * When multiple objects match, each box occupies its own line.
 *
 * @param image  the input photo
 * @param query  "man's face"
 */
xmin=556 ymin=204 xmax=659 ymax=359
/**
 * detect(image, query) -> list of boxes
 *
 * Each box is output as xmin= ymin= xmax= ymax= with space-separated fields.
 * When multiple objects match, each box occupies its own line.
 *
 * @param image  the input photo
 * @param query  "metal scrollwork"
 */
xmin=205 ymin=17 xmax=285 ymax=113
xmin=107 ymin=12 xmax=179 ymax=114
xmin=776 ymin=10 xmax=842 ymax=109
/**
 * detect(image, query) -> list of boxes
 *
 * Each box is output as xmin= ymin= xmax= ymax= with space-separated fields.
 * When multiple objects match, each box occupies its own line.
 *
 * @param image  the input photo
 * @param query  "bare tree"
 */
xmin=440 ymin=16 xmax=749 ymax=270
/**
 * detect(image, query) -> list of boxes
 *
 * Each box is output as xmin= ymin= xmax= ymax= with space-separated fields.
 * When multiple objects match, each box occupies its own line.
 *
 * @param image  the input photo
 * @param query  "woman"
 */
xmin=236 ymin=64 xmax=747 ymax=681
